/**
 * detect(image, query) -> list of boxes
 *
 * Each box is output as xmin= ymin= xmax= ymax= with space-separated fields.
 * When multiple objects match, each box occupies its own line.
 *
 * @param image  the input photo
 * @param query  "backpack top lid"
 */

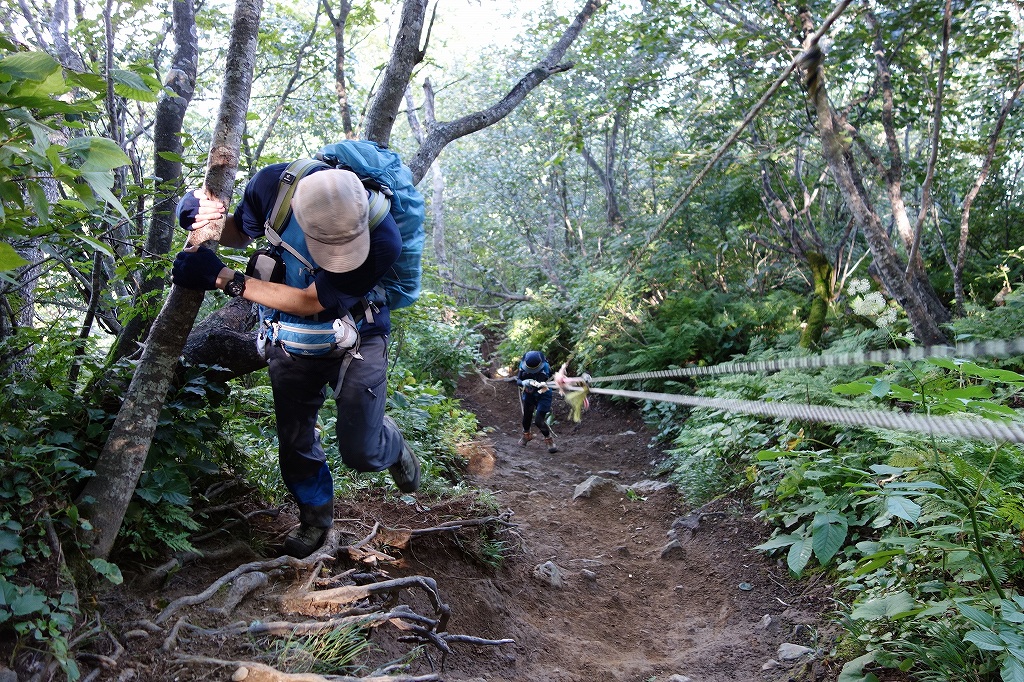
xmin=522 ymin=350 xmax=545 ymax=371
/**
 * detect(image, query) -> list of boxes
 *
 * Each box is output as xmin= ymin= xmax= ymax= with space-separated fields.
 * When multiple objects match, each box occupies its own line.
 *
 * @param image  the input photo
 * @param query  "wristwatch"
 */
xmin=224 ymin=271 xmax=247 ymax=298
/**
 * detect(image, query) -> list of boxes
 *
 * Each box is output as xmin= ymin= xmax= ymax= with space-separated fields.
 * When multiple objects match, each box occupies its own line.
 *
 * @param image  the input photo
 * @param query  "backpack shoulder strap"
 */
xmin=266 ymin=158 xmax=328 ymax=234
xmin=366 ymin=189 xmax=391 ymax=232
xmin=265 ymin=225 xmax=317 ymax=272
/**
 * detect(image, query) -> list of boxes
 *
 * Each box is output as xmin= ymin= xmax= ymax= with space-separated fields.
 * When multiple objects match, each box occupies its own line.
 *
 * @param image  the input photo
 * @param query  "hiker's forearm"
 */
xmin=218 ymin=216 xmax=251 ymax=249
xmin=214 ymin=269 xmax=325 ymax=317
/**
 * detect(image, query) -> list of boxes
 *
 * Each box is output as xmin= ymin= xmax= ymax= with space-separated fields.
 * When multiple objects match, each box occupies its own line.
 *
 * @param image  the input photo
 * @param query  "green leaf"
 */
xmin=964 ymin=630 xmax=1006 ymax=652
xmin=0 ymin=51 xmax=60 ymax=81
xmin=870 ymin=379 xmax=891 ymax=398
xmin=0 ymin=530 xmax=22 ymax=553
xmin=787 ymin=536 xmax=813 ymax=576
xmin=0 ymin=242 xmax=29 ymax=272
xmin=68 ymin=232 xmax=114 ymax=258
xmin=960 ymin=363 xmax=1024 ymax=383
xmin=959 ymin=603 xmax=996 ymax=629
xmin=10 ymin=589 xmax=47 ymax=616
xmin=63 ymin=136 xmax=129 ymax=172
xmin=850 ymin=591 xmax=917 ymax=621
xmin=838 ymin=652 xmax=879 ymax=682
xmin=833 ymin=380 xmax=873 ymax=396
xmin=869 ymin=464 xmax=907 ymax=476
xmin=853 ymin=549 xmax=905 ymax=576
xmin=811 ymin=512 xmax=848 ymax=565
xmin=885 ymin=495 xmax=921 ymax=523
xmin=89 ymin=558 xmax=123 ymax=585
xmin=754 ymin=533 xmax=800 ymax=551
xmin=1001 ymin=657 xmax=1024 ymax=682
xmin=1004 ymin=603 xmax=1024 ymax=625
xmin=78 ymin=172 xmax=128 ymax=217
xmin=109 ymin=68 xmax=158 ymax=102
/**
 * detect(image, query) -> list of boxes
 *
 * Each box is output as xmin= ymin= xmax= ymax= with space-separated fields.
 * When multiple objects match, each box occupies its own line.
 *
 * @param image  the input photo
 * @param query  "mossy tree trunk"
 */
xmin=800 ymin=251 xmax=832 ymax=349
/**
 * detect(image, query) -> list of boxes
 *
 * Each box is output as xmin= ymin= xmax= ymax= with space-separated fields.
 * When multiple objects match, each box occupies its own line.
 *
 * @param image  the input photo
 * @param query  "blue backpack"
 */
xmin=315 ymin=140 xmax=425 ymax=310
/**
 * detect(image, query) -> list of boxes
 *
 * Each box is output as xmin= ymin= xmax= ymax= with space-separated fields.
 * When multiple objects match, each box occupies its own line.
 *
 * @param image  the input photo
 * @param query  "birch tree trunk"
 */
xmin=77 ymin=0 xmax=263 ymax=560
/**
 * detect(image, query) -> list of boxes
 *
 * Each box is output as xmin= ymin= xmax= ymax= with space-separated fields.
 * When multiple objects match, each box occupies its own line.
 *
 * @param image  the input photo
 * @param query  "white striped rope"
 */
xmin=560 ymin=385 xmax=1024 ymax=444
xmin=588 ymin=337 xmax=1024 ymax=384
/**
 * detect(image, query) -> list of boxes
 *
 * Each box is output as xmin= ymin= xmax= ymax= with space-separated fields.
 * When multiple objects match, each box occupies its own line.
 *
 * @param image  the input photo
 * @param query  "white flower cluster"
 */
xmin=847 ymin=278 xmax=871 ymax=296
xmin=847 ymin=279 xmax=900 ymax=329
xmin=851 ymin=290 xmax=887 ymax=317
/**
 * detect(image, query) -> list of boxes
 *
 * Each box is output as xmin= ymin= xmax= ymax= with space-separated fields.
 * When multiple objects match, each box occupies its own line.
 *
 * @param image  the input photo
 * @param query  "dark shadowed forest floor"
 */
xmin=87 ymin=369 xmax=843 ymax=682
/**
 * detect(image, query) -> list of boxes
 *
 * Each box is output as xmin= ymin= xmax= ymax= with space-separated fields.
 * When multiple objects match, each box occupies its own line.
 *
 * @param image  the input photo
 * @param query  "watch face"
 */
xmin=226 ymin=273 xmax=245 ymax=297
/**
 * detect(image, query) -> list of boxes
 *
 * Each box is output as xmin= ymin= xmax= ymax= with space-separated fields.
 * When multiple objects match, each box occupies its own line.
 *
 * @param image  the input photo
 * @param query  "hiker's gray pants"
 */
xmin=266 ymin=334 xmax=405 ymax=526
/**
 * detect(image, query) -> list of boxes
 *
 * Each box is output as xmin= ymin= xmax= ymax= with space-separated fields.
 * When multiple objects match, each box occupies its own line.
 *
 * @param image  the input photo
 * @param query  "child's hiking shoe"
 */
xmin=384 ymin=416 xmax=421 ymax=493
xmin=545 ymin=437 xmax=559 ymax=453
xmin=283 ymin=523 xmax=327 ymax=558
xmin=518 ymin=432 xmax=533 ymax=446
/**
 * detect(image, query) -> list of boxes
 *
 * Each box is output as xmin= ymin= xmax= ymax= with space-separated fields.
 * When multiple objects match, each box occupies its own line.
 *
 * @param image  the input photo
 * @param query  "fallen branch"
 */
xmin=142 ymin=540 xmax=257 ymax=590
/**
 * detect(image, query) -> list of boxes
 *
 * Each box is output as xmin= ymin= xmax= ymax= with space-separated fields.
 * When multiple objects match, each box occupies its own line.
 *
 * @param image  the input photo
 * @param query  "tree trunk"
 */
xmin=800 ymin=251 xmax=832 ymax=349
xmin=863 ymin=8 xmax=950 ymax=326
xmin=77 ymin=0 xmax=263 ymax=560
xmin=107 ymin=0 xmax=199 ymax=364
xmin=800 ymin=12 xmax=948 ymax=346
xmin=363 ymin=0 xmax=429 ymax=146
xmin=323 ymin=0 xmax=355 ymax=137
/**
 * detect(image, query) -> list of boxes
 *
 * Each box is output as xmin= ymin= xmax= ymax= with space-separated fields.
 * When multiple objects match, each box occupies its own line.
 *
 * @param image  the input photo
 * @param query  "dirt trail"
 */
xmin=420 ymin=375 xmax=836 ymax=682
xmin=97 ymin=372 xmax=836 ymax=682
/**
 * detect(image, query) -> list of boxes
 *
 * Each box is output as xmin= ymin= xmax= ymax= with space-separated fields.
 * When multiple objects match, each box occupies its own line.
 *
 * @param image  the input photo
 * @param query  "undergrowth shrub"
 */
xmin=496 ymin=289 xmax=574 ymax=369
xmin=641 ymin=312 xmax=1024 ymax=681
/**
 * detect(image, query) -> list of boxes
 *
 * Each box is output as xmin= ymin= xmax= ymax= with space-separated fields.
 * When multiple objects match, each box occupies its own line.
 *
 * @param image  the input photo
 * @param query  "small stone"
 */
xmin=761 ymin=659 xmax=780 ymax=671
xmin=757 ymin=614 xmax=773 ymax=630
xmin=667 ymin=675 xmax=693 ymax=682
xmin=738 ymin=582 xmax=753 ymax=591
xmin=616 ymin=545 xmax=631 ymax=557
xmin=533 ymin=561 xmax=564 ymax=589
xmin=660 ymin=540 xmax=686 ymax=560
xmin=580 ymin=569 xmax=597 ymax=581
xmin=672 ymin=514 xmax=701 ymax=531
xmin=777 ymin=643 xmax=815 ymax=661
xmin=231 ymin=667 xmax=250 ymax=681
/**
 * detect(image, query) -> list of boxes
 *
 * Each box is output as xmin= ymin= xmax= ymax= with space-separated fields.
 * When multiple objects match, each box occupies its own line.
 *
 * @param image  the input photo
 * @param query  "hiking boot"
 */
xmin=518 ymin=431 xmax=533 ymax=446
xmin=545 ymin=437 xmax=559 ymax=454
xmin=283 ymin=523 xmax=327 ymax=558
xmin=390 ymin=442 xmax=421 ymax=493
xmin=384 ymin=416 xmax=421 ymax=493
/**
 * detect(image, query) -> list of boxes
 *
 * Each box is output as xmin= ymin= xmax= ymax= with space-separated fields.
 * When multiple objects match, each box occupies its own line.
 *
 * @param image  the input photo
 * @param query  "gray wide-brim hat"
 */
xmin=292 ymin=168 xmax=369 ymax=273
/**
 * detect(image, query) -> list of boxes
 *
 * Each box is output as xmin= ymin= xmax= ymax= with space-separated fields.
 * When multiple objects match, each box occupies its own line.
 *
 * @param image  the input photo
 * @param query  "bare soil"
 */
xmin=90 ymin=372 xmax=840 ymax=682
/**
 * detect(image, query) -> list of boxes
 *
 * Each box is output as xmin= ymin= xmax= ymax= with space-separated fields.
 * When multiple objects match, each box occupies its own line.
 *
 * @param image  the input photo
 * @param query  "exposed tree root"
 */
xmin=144 ymin=514 xmax=517 ymax=677
xmin=210 ymin=569 xmax=270 ymax=617
xmin=141 ymin=540 xmax=258 ymax=590
xmin=171 ymin=655 xmax=443 ymax=681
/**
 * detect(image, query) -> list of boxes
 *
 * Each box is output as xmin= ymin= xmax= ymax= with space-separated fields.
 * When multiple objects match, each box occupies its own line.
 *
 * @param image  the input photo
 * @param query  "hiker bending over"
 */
xmin=516 ymin=350 xmax=559 ymax=453
xmin=171 ymin=165 xmax=420 ymax=559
